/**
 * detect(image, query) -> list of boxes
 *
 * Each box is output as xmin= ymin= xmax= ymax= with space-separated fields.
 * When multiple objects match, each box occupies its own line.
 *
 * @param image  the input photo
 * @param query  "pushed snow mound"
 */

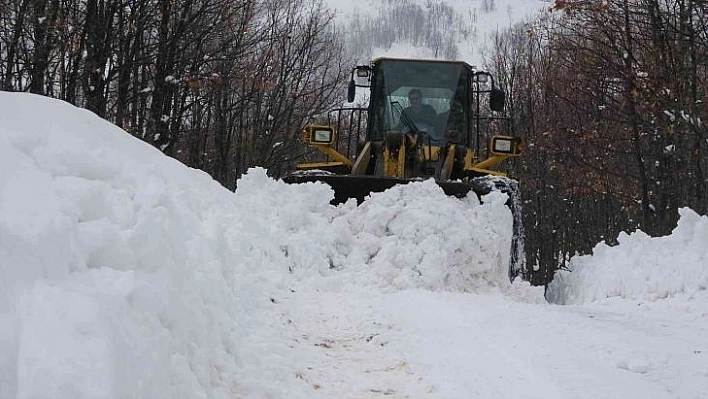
xmin=233 ymin=166 xmax=519 ymax=293
xmin=337 ymin=180 xmax=515 ymax=292
xmin=269 ymin=174 xmax=517 ymax=293
xmin=547 ymin=208 xmax=708 ymax=305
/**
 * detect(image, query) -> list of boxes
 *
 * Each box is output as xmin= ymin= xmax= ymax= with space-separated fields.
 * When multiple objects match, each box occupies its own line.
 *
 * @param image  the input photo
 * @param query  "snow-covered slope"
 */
xmin=326 ymin=0 xmax=550 ymax=65
xmin=1 ymin=93 xmax=707 ymax=398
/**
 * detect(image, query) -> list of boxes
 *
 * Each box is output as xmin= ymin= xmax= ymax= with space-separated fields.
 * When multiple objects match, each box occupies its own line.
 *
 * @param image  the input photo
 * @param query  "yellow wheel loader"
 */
xmin=283 ymin=58 xmax=526 ymax=281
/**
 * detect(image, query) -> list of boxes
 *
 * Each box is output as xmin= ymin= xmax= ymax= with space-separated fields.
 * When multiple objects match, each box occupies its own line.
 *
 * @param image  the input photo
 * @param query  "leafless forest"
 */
xmin=489 ymin=0 xmax=707 ymax=283
xmin=1 ymin=0 xmax=706 ymax=284
xmin=0 ymin=0 xmax=349 ymax=185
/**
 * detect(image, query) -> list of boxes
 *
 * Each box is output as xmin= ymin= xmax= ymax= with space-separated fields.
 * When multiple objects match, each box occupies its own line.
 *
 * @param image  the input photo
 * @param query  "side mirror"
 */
xmin=347 ymin=79 xmax=356 ymax=103
xmin=490 ymin=88 xmax=505 ymax=112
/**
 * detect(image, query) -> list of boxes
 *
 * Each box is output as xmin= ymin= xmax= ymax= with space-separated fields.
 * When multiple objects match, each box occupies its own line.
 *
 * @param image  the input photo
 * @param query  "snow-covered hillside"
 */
xmin=325 ymin=0 xmax=550 ymax=65
xmin=1 ymin=92 xmax=707 ymax=398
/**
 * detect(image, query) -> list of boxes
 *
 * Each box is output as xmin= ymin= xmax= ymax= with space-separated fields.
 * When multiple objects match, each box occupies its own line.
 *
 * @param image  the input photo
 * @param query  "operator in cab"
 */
xmin=401 ymin=89 xmax=437 ymax=127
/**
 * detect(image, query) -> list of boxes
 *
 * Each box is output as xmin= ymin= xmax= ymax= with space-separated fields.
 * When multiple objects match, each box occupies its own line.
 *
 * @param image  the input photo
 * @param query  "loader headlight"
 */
xmin=302 ymin=125 xmax=336 ymax=145
xmin=314 ymin=129 xmax=332 ymax=143
xmin=493 ymin=137 xmax=512 ymax=153
xmin=356 ymin=67 xmax=370 ymax=78
xmin=490 ymin=136 xmax=523 ymax=156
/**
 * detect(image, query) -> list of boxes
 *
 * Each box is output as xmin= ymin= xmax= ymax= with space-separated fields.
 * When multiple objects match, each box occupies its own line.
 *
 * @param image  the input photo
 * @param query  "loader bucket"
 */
xmin=282 ymin=174 xmax=471 ymax=204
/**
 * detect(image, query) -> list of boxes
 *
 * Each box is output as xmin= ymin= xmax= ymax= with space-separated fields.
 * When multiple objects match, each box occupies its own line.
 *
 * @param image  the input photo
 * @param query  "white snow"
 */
xmin=547 ymin=208 xmax=708 ymax=306
xmin=1 ymin=92 xmax=707 ymax=398
xmin=325 ymin=0 xmax=550 ymax=65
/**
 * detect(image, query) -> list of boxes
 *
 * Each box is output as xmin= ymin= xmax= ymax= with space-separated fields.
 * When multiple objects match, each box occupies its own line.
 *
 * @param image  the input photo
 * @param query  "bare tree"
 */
xmin=486 ymin=0 xmax=707 ymax=284
xmin=1 ymin=0 xmax=348 ymax=189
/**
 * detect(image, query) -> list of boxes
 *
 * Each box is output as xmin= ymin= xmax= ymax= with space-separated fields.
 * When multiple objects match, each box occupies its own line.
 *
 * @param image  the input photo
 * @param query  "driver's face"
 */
xmin=409 ymin=94 xmax=422 ymax=109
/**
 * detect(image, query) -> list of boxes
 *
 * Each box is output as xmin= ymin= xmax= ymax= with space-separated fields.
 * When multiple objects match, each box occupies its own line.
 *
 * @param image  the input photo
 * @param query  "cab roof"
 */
xmin=371 ymin=57 xmax=476 ymax=70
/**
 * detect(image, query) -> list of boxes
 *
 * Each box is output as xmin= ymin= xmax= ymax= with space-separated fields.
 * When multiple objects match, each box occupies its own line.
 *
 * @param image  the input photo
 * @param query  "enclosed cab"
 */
xmin=297 ymin=57 xmax=521 ymax=182
xmin=364 ymin=59 xmax=503 ymax=149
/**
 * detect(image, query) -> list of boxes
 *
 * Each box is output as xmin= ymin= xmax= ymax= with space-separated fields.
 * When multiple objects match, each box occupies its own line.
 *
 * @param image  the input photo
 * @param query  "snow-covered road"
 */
xmin=280 ymin=289 xmax=708 ymax=398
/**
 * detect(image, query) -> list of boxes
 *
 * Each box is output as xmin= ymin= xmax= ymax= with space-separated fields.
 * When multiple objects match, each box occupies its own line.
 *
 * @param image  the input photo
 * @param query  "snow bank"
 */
xmin=0 ymin=93 xmax=257 ymax=398
xmin=547 ymin=208 xmax=708 ymax=305
xmin=0 ymin=93 xmax=519 ymax=398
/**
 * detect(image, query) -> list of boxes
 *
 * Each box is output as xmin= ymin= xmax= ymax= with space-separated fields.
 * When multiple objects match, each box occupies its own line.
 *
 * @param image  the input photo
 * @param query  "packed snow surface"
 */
xmin=1 ymin=92 xmax=707 ymax=398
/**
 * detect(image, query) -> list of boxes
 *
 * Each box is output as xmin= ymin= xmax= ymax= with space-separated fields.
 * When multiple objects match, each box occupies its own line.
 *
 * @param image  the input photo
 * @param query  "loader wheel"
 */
xmin=470 ymin=176 xmax=526 ymax=282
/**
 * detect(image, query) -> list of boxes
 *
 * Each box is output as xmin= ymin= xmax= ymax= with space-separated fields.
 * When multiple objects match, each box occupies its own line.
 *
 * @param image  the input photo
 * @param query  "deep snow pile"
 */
xmin=547 ymin=208 xmax=708 ymax=305
xmin=0 ymin=93 xmax=248 ymax=398
xmin=0 ymin=93 xmax=518 ymax=398
xmin=236 ymin=170 xmax=516 ymax=293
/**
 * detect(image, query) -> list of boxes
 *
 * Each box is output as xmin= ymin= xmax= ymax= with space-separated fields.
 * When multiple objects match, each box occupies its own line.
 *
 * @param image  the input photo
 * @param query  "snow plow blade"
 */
xmin=282 ymin=174 xmax=471 ymax=204
xmin=281 ymin=173 xmax=526 ymax=281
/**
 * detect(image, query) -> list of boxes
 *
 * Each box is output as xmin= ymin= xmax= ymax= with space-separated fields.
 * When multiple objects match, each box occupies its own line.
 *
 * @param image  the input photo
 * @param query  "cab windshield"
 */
xmin=370 ymin=59 xmax=469 ymax=143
